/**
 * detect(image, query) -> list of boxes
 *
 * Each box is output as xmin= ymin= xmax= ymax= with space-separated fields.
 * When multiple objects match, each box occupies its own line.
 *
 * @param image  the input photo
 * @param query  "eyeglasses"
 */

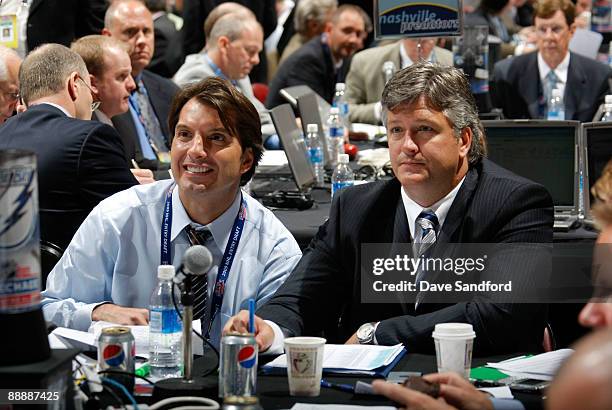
xmin=535 ymin=25 xmax=567 ymax=36
xmin=77 ymin=76 xmax=101 ymax=112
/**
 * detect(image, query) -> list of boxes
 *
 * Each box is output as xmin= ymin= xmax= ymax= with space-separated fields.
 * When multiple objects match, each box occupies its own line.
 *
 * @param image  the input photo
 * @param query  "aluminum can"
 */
xmin=219 ymin=332 xmax=258 ymax=397
xmin=222 ymin=395 xmax=263 ymax=410
xmin=0 ymin=150 xmax=41 ymax=314
xmin=97 ymin=326 xmax=136 ymax=391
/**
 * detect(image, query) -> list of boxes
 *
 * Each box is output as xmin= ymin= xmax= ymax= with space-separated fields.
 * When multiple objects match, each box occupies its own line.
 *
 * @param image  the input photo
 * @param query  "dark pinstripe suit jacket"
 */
xmin=257 ymin=159 xmax=554 ymax=355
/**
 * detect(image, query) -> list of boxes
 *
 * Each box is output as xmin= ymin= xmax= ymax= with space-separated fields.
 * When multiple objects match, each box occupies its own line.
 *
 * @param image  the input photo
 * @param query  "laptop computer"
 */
xmin=297 ymin=92 xmax=332 ymax=167
xmin=482 ymin=120 xmax=581 ymax=231
xmin=250 ymin=104 xmax=316 ymax=196
xmin=580 ymin=122 xmax=612 ymax=228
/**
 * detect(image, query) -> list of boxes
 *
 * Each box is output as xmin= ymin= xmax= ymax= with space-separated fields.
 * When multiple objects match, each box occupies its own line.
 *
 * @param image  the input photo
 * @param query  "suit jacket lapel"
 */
xmin=564 ymin=53 xmax=586 ymax=120
xmin=518 ymin=53 xmax=541 ymax=118
xmin=437 ymin=165 xmax=480 ymax=244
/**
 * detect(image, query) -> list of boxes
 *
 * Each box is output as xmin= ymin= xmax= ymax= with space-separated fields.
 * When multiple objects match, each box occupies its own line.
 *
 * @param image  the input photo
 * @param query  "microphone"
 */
xmin=382 ymin=61 xmax=396 ymax=84
xmin=174 ymin=245 xmax=213 ymax=284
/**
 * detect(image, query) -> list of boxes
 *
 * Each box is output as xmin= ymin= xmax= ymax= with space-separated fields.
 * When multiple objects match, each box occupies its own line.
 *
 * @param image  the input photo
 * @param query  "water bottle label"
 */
xmin=547 ymin=110 xmax=565 ymax=120
xmin=329 ymin=126 xmax=344 ymax=138
xmin=341 ymin=102 xmax=349 ymax=116
xmin=332 ymin=181 xmax=354 ymax=196
xmin=150 ymin=308 xmax=182 ymax=334
xmin=309 ymin=147 xmax=323 ymax=164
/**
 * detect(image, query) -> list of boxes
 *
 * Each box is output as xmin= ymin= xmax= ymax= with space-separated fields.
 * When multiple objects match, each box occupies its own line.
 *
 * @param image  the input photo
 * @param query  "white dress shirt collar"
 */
xmin=400 ymin=176 xmax=466 ymax=239
xmin=399 ymin=41 xmax=434 ymax=69
xmin=537 ymin=51 xmax=570 ymax=86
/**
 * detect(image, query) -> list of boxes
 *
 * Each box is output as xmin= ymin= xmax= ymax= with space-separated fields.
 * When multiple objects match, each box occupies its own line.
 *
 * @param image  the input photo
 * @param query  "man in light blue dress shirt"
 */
xmin=42 ymin=77 xmax=302 ymax=346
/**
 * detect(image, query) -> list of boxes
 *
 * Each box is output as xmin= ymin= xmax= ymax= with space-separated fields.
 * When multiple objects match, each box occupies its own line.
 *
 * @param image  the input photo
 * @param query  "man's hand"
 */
xmin=131 ymin=168 xmax=155 ymax=184
xmin=345 ymin=331 xmax=359 ymax=344
xmin=92 ymin=304 xmax=149 ymax=325
xmin=424 ymin=373 xmax=494 ymax=410
xmin=372 ymin=380 xmax=456 ymax=410
xmin=223 ymin=310 xmax=274 ymax=352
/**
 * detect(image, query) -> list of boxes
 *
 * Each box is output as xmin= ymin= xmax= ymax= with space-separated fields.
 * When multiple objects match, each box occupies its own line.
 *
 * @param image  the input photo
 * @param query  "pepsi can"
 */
xmin=219 ymin=333 xmax=258 ymax=397
xmin=222 ymin=395 xmax=263 ymax=410
xmin=98 ymin=326 xmax=136 ymax=391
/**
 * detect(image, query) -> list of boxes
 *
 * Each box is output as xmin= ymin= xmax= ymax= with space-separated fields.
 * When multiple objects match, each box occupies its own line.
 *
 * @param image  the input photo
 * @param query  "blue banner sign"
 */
xmin=375 ymin=0 xmax=463 ymax=39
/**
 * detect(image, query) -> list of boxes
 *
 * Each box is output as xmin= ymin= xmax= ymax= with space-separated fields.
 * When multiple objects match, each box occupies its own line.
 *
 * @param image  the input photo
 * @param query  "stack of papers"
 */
xmin=486 ymin=349 xmax=574 ymax=381
xmin=263 ymin=344 xmax=405 ymax=377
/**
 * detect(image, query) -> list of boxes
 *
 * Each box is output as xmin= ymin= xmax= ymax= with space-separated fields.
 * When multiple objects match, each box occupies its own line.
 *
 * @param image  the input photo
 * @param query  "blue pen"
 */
xmin=248 ymin=298 xmax=255 ymax=333
xmin=321 ymin=379 xmax=355 ymax=393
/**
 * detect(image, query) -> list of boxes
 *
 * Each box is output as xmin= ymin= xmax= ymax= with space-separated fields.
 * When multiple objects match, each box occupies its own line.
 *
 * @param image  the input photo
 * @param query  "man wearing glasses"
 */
xmin=0 ymin=44 xmax=138 ymax=251
xmin=493 ymin=0 xmax=612 ymax=122
xmin=0 ymin=45 xmax=20 ymax=123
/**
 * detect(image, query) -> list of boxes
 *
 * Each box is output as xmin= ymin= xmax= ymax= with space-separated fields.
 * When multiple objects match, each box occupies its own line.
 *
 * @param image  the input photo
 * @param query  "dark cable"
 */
xmin=97 ymin=369 xmax=155 ymax=385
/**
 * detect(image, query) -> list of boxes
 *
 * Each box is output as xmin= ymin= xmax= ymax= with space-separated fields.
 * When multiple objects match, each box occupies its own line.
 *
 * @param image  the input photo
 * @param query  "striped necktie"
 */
xmin=544 ymin=70 xmax=560 ymax=116
xmin=185 ymin=225 xmax=212 ymax=320
xmin=413 ymin=210 xmax=439 ymax=304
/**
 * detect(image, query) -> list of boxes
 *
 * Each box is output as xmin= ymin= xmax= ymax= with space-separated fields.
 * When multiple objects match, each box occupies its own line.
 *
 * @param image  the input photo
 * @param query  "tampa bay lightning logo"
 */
xmin=237 ymin=345 xmax=256 ymax=369
xmin=0 ymin=169 xmax=36 ymax=250
xmin=103 ymin=344 xmax=125 ymax=367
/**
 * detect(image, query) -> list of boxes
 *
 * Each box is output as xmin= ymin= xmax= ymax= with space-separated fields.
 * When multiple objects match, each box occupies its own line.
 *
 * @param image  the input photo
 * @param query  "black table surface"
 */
xmin=256 ymin=353 xmax=543 ymax=409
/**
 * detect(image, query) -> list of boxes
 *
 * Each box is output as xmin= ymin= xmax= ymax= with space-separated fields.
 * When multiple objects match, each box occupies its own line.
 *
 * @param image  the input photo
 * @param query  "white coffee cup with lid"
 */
xmin=432 ymin=323 xmax=476 ymax=378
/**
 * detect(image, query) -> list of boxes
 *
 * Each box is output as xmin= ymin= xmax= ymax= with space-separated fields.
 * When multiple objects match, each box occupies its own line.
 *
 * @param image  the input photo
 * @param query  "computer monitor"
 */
xmin=482 ymin=120 xmax=580 ymax=214
xmin=581 ymin=122 xmax=612 ymax=222
xmin=269 ymin=104 xmax=316 ymax=190
xmin=297 ymin=92 xmax=331 ymax=167
xmin=280 ymin=85 xmax=331 ymax=119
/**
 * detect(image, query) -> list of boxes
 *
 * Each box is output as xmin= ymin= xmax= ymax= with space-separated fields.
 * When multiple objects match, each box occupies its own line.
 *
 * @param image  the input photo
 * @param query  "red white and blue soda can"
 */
xmin=219 ymin=333 xmax=258 ymax=398
xmin=97 ymin=326 xmax=136 ymax=391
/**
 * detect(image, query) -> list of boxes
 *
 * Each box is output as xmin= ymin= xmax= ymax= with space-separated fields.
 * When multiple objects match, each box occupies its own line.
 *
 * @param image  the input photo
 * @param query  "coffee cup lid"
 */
xmin=432 ymin=323 xmax=476 ymax=339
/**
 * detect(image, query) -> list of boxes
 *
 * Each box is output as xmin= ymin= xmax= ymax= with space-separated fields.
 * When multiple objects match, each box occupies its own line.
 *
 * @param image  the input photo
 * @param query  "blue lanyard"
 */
xmin=160 ymin=184 xmax=247 ymax=338
xmin=204 ymin=53 xmax=238 ymax=86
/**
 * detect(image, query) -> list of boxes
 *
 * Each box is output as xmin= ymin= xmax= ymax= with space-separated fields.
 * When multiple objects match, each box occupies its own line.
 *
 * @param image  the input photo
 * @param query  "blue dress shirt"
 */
xmin=41 ymin=180 xmax=302 ymax=346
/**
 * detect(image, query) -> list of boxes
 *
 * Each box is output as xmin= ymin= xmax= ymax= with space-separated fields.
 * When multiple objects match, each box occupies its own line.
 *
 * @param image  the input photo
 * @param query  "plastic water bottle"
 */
xmin=327 ymin=106 xmax=345 ymax=168
xmin=149 ymin=265 xmax=183 ymax=379
xmin=331 ymin=154 xmax=354 ymax=197
xmin=547 ymin=88 xmax=565 ymax=120
xmin=601 ymin=95 xmax=612 ymax=121
xmin=332 ymin=83 xmax=351 ymax=133
xmin=306 ymin=123 xmax=324 ymax=186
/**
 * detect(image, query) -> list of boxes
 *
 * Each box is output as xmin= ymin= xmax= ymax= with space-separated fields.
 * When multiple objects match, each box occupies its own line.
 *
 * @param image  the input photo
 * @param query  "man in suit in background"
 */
xmin=265 ymin=4 xmax=368 ymax=108
xmin=144 ymin=0 xmax=184 ymax=78
xmin=0 ymin=0 xmax=106 ymax=57
xmin=71 ymin=35 xmax=154 ymax=185
xmin=493 ymin=0 xmax=612 ymax=121
xmin=345 ymin=38 xmax=453 ymax=124
xmin=103 ymin=0 xmax=180 ymax=178
xmin=0 ymin=44 xmax=138 ymax=251
xmin=226 ymin=62 xmax=553 ymax=355
xmin=0 ymin=46 xmax=21 ymax=123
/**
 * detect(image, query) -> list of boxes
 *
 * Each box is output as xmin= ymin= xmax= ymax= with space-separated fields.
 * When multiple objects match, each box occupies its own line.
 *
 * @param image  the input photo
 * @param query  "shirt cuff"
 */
xmin=373 ymin=321 xmax=380 ymax=345
xmin=263 ymin=320 xmax=285 ymax=355
xmin=73 ymin=302 xmax=101 ymax=331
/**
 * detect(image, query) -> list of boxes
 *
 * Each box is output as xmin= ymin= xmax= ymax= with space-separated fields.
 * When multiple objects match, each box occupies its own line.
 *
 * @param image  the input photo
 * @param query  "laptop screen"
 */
xmin=582 ymin=123 xmax=612 ymax=216
xmin=297 ymin=92 xmax=331 ymax=167
xmin=269 ymin=104 xmax=316 ymax=190
xmin=483 ymin=120 xmax=579 ymax=211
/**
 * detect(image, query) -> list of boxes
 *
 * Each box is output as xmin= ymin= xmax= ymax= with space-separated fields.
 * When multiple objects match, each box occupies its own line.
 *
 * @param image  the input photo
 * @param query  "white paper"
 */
xmin=478 ymin=386 xmax=514 ymax=399
xmin=259 ymin=150 xmax=288 ymax=166
xmin=487 ymin=349 xmax=574 ymax=379
xmin=292 ymin=405 xmax=395 ymax=410
xmin=52 ymin=327 xmax=96 ymax=347
xmin=265 ymin=344 xmax=404 ymax=373
xmin=351 ymin=123 xmax=386 ymax=139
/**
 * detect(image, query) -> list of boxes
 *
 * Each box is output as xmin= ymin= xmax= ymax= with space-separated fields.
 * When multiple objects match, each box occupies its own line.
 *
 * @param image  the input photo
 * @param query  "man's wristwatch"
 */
xmin=356 ymin=322 xmax=377 ymax=344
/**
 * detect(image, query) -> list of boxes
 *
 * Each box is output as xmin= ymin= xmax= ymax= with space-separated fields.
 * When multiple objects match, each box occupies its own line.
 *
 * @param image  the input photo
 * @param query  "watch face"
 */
xmin=357 ymin=323 xmax=374 ymax=343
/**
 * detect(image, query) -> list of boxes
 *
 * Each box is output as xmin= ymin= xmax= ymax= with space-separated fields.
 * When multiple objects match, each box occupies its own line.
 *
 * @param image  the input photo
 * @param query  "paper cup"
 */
xmin=432 ymin=323 xmax=476 ymax=378
xmin=284 ymin=337 xmax=326 ymax=396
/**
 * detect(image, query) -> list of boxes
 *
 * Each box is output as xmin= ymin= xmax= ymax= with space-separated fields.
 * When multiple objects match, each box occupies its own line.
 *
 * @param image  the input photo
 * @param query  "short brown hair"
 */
xmin=204 ymin=2 xmax=255 ymax=41
xmin=330 ymin=4 xmax=372 ymax=33
xmin=592 ymin=160 xmax=612 ymax=228
xmin=71 ymin=35 xmax=128 ymax=77
xmin=533 ymin=0 xmax=575 ymax=26
xmin=168 ymin=77 xmax=263 ymax=185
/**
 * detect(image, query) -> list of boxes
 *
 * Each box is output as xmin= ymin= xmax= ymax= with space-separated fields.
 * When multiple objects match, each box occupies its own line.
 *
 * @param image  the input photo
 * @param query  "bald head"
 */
xmin=0 ymin=46 xmax=21 ymax=123
xmin=204 ymin=2 xmax=256 ymax=42
xmin=547 ymin=329 xmax=612 ymax=410
xmin=103 ymin=0 xmax=154 ymax=75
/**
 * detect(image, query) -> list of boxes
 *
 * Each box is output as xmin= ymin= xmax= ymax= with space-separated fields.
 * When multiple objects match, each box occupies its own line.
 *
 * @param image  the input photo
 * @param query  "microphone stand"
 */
xmin=152 ymin=274 xmax=218 ymax=400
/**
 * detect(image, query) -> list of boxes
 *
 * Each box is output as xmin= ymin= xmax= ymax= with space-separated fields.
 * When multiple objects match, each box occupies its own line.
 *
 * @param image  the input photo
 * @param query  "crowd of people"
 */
xmin=0 ymin=0 xmax=610 ymax=409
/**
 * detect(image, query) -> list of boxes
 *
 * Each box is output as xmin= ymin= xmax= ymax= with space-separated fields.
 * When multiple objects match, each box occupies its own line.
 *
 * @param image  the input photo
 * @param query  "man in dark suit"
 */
xmin=492 ymin=0 xmax=612 ymax=121
xmin=0 ymin=44 xmax=138 ymax=251
xmin=103 ymin=0 xmax=180 ymax=178
xmin=226 ymin=62 xmax=553 ymax=355
xmin=265 ymin=4 xmax=368 ymax=108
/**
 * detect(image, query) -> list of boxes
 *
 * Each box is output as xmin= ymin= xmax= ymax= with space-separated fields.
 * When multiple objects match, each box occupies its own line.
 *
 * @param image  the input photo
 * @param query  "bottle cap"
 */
xmin=329 ymin=106 xmax=340 ymax=114
xmin=307 ymin=123 xmax=318 ymax=133
xmin=338 ymin=154 xmax=349 ymax=164
xmin=606 ymin=95 xmax=612 ymax=104
xmin=552 ymin=88 xmax=562 ymax=98
xmin=158 ymin=264 xmax=175 ymax=280
xmin=335 ymin=83 xmax=346 ymax=91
